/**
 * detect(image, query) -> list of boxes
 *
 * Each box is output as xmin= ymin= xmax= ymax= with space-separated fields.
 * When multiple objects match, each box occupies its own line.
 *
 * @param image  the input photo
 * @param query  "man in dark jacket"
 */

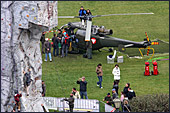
xmin=40 ymin=32 xmax=45 ymax=54
xmin=123 ymin=83 xmax=130 ymax=97
xmin=77 ymin=76 xmax=88 ymax=99
xmin=52 ymin=34 xmax=59 ymax=57
xmin=42 ymin=81 xmax=46 ymax=97
xmin=44 ymin=38 xmax=52 ymax=62
xmin=64 ymin=93 xmax=75 ymax=112
xmin=103 ymin=93 xmax=113 ymax=106
xmin=57 ymin=29 xmax=63 ymax=56
xmin=86 ymin=9 xmax=92 ymax=21
xmin=113 ymin=80 xmax=119 ymax=95
xmin=127 ymin=88 xmax=136 ymax=100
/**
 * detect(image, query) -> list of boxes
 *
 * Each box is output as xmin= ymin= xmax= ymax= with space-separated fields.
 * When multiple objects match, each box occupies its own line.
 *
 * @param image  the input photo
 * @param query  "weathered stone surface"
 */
xmin=1 ymin=1 xmax=58 ymax=112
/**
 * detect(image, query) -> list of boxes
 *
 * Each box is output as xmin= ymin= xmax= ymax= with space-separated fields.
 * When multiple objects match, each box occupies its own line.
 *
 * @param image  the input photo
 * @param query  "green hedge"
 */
xmin=130 ymin=94 xmax=169 ymax=112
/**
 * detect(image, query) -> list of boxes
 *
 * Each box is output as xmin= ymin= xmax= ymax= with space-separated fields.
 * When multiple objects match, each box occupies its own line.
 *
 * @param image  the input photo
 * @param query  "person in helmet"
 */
xmin=12 ymin=91 xmax=22 ymax=112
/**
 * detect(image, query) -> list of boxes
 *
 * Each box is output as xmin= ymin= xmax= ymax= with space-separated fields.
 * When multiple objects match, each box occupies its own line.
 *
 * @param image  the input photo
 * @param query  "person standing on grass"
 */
xmin=40 ymin=32 xmax=45 ymax=54
xmin=77 ymin=76 xmax=88 ymax=99
xmin=61 ymin=29 xmax=69 ymax=57
xmin=57 ymin=29 xmax=63 ymax=56
xmin=112 ymin=88 xmax=118 ymax=100
xmin=96 ymin=63 xmax=103 ymax=89
xmin=123 ymin=83 xmax=130 ymax=97
xmin=127 ymin=88 xmax=136 ymax=100
xmin=120 ymin=91 xmax=125 ymax=110
xmin=112 ymin=64 xmax=120 ymax=84
xmin=44 ymin=38 xmax=52 ymax=62
xmin=52 ymin=33 xmax=59 ymax=57
xmin=112 ymin=88 xmax=118 ymax=107
xmin=113 ymin=80 xmax=119 ymax=94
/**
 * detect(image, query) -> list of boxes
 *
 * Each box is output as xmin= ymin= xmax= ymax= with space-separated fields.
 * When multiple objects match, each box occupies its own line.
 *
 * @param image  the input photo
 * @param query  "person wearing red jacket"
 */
xmin=61 ymin=29 xmax=69 ymax=57
xmin=144 ymin=62 xmax=150 ymax=76
xmin=13 ymin=91 xmax=22 ymax=112
xmin=151 ymin=61 xmax=159 ymax=75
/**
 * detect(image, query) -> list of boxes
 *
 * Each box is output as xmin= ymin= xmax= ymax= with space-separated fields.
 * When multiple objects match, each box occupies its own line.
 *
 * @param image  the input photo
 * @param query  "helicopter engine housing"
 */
xmin=98 ymin=28 xmax=113 ymax=35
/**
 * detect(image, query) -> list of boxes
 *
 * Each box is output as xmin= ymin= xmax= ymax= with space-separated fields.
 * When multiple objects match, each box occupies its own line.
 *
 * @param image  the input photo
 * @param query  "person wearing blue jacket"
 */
xmin=79 ymin=6 xmax=86 ymax=16
xmin=79 ymin=6 xmax=86 ymax=21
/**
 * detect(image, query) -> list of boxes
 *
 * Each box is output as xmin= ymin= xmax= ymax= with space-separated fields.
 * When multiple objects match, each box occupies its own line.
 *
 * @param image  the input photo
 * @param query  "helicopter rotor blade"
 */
xmin=58 ymin=16 xmax=80 ymax=18
xmin=93 ymin=13 xmax=154 ymax=17
xmin=85 ymin=20 xmax=92 ymax=41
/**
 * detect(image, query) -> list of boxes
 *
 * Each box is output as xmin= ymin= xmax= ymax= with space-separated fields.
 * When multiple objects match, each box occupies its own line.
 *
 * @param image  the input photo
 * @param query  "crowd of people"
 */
xmin=102 ymin=64 xmax=136 ymax=112
xmin=62 ymin=64 xmax=136 ymax=112
xmin=40 ymin=6 xmax=93 ymax=62
xmin=40 ymin=27 xmax=75 ymax=61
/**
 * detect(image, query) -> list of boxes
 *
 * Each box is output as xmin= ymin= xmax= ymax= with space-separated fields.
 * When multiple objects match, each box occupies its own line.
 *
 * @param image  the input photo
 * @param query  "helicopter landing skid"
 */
xmin=139 ymin=47 xmax=155 ymax=60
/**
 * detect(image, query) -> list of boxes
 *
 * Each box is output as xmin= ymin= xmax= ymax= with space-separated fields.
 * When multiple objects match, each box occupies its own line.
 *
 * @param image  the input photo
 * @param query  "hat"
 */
xmin=107 ymin=93 xmax=110 ymax=95
xmin=82 ymin=76 xmax=85 ymax=79
xmin=81 ymin=6 xmax=84 ymax=8
xmin=45 ymin=38 xmax=48 ymax=41
xmin=112 ymin=88 xmax=116 ymax=91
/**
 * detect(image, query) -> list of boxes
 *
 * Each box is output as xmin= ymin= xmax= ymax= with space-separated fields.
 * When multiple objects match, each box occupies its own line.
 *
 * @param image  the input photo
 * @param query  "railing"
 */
xmin=43 ymin=97 xmax=100 ymax=112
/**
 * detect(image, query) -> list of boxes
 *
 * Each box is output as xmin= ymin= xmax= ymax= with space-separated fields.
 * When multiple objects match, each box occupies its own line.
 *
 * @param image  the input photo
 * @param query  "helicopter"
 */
xmin=53 ymin=12 xmax=159 ymax=59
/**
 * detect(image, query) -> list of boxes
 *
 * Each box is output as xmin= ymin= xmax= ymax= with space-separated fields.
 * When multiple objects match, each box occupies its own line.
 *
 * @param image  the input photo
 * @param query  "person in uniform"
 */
xmin=86 ymin=40 xmax=92 ymax=59
xmin=64 ymin=94 xmax=75 ymax=112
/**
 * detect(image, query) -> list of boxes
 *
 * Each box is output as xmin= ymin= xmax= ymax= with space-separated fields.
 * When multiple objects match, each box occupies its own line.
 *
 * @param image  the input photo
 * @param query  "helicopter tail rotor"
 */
xmin=145 ymin=32 xmax=159 ymax=56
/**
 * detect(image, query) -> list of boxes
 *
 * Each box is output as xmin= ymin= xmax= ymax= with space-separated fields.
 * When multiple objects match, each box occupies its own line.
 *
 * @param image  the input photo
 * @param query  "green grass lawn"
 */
xmin=42 ymin=1 xmax=169 ymax=112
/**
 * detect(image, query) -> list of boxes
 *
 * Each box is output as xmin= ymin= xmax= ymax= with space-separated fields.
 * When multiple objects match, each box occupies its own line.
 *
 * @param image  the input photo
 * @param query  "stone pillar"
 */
xmin=1 ymin=1 xmax=58 ymax=112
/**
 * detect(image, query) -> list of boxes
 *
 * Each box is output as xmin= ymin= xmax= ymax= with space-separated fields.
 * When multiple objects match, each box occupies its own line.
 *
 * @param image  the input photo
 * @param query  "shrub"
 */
xmin=129 ymin=94 xmax=169 ymax=112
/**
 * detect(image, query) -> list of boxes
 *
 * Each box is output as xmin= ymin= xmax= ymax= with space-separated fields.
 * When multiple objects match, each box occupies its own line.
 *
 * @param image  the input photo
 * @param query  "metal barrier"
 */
xmin=43 ymin=97 xmax=99 ymax=112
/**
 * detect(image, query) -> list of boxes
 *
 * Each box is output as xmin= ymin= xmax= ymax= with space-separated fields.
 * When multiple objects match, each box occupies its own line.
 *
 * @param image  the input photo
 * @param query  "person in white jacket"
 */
xmin=112 ymin=64 xmax=120 ymax=84
xmin=72 ymin=88 xmax=80 ymax=99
